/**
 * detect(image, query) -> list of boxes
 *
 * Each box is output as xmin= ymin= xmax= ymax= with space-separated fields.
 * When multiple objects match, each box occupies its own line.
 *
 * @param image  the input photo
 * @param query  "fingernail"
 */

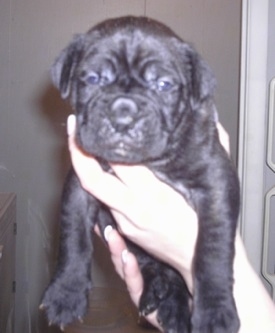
xmin=67 ymin=114 xmax=76 ymax=136
xmin=104 ymin=225 xmax=113 ymax=242
xmin=122 ymin=249 xmax=129 ymax=264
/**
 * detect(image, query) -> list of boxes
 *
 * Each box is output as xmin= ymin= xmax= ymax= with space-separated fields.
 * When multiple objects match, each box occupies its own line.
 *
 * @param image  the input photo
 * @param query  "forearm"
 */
xmin=175 ymin=232 xmax=275 ymax=333
xmin=233 ymin=234 xmax=275 ymax=333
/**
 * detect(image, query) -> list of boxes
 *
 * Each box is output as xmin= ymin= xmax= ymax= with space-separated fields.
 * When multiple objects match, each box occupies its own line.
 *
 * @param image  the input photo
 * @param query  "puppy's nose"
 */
xmin=110 ymin=97 xmax=138 ymax=130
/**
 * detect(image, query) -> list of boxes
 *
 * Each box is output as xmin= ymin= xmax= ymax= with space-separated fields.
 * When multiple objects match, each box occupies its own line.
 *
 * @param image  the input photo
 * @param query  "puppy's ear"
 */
xmin=51 ymin=34 xmax=86 ymax=99
xmin=189 ymin=50 xmax=216 ymax=105
xmin=185 ymin=46 xmax=216 ymax=112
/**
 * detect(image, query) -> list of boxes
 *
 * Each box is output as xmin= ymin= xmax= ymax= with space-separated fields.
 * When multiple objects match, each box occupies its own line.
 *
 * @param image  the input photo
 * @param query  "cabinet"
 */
xmin=0 ymin=193 xmax=16 ymax=333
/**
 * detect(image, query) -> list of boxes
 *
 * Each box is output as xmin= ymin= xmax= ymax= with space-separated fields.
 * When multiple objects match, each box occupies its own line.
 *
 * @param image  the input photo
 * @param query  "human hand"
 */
xmin=67 ymin=114 xmax=199 ymax=290
xmin=67 ymin=115 xmax=231 ymax=288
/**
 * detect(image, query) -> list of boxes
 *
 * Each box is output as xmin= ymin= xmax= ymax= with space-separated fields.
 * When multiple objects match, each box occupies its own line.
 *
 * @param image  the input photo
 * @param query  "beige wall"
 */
xmin=0 ymin=1 xmax=241 ymax=332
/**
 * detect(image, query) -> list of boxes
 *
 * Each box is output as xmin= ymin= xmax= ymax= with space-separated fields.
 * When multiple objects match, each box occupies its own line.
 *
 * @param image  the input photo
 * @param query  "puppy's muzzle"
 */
xmin=110 ymin=97 xmax=138 ymax=132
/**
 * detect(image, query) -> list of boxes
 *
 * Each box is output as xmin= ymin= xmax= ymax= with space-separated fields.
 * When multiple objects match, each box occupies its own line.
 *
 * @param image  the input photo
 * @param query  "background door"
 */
xmin=238 ymin=0 xmax=275 ymax=300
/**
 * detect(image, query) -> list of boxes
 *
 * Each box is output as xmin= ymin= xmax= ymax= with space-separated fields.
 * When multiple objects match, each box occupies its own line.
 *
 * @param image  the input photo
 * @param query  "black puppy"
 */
xmin=41 ymin=16 xmax=240 ymax=333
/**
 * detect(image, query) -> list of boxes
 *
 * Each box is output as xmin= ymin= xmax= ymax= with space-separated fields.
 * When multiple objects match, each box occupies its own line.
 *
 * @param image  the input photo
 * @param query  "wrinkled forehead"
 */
xmin=82 ymin=29 xmax=178 ymax=72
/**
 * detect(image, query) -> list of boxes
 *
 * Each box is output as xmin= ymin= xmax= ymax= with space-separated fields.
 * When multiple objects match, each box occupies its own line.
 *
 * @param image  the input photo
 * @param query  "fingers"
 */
xmin=120 ymin=249 xmax=162 ymax=331
xmin=104 ymin=226 xmax=162 ymax=331
xmin=67 ymin=114 xmax=195 ymax=232
xmin=102 ymin=226 xmax=143 ymax=305
xmin=121 ymin=250 xmax=144 ymax=306
xmin=111 ymin=163 xmax=159 ymax=190
xmin=104 ymin=227 xmax=127 ymax=279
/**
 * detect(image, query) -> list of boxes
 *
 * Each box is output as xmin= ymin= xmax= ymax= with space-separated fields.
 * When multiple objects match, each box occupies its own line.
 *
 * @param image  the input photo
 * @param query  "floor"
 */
xmin=65 ymin=287 xmax=157 ymax=333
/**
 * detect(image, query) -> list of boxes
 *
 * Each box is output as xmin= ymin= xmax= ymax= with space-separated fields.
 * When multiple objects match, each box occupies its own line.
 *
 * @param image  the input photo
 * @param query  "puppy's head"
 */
xmin=52 ymin=16 xmax=216 ymax=163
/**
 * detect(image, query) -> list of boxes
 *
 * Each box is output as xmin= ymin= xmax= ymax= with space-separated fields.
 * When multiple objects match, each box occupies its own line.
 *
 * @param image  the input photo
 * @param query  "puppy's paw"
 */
xmin=40 ymin=279 xmax=91 ymax=328
xmin=139 ymin=274 xmax=170 ymax=316
xmin=191 ymin=301 xmax=240 ymax=333
xmin=156 ymin=289 xmax=190 ymax=333
xmin=139 ymin=273 xmax=190 ymax=333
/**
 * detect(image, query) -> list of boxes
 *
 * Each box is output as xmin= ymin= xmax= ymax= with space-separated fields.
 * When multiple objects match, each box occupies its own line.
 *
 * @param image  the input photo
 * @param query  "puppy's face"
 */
xmin=52 ymin=17 xmax=215 ymax=163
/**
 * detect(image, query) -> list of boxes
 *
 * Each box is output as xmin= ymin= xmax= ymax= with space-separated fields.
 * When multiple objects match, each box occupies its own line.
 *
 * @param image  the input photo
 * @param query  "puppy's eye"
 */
xmin=157 ymin=79 xmax=173 ymax=91
xmin=86 ymin=73 xmax=100 ymax=85
xmin=100 ymin=75 xmax=113 ymax=86
xmin=86 ymin=71 xmax=115 ymax=86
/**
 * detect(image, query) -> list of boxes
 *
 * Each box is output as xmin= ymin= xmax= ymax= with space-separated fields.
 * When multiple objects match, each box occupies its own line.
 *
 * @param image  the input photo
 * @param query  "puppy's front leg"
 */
xmin=191 ymin=182 xmax=240 ymax=333
xmin=41 ymin=169 xmax=99 ymax=328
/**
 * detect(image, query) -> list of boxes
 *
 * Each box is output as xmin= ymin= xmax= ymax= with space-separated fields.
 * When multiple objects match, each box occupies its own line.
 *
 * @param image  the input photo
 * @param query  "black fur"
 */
xmin=41 ymin=16 xmax=240 ymax=333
